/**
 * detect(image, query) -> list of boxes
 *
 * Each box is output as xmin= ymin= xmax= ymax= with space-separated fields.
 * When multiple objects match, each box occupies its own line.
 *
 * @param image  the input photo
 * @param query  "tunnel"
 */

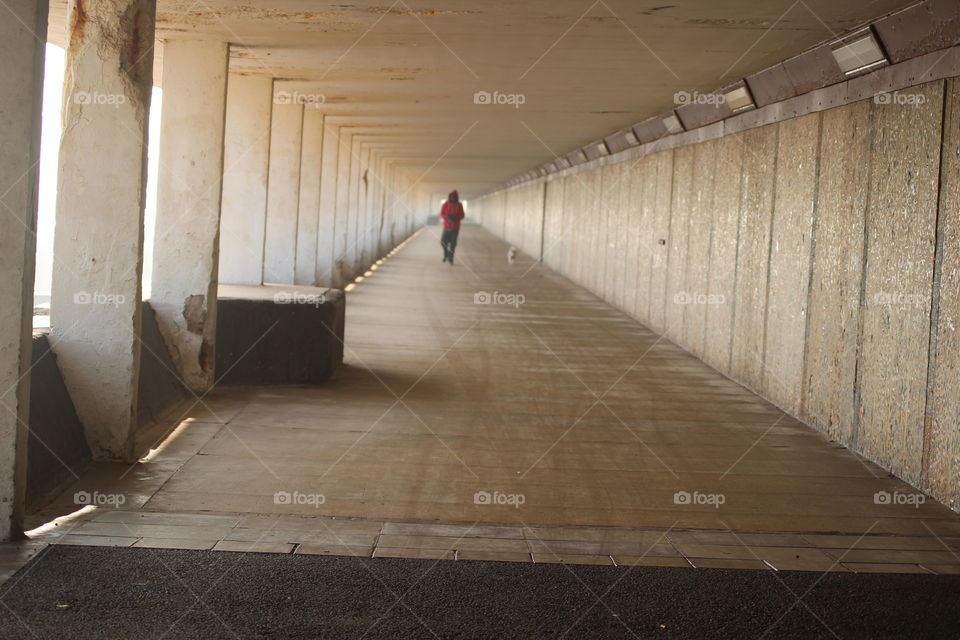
xmin=1 ymin=0 xmax=960 ymax=637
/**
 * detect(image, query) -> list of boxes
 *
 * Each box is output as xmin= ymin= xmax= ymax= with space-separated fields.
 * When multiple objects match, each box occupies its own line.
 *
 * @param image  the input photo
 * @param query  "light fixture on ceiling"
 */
xmin=831 ymin=30 xmax=887 ymax=75
xmin=723 ymin=85 xmax=755 ymax=111
xmin=662 ymin=113 xmax=684 ymax=134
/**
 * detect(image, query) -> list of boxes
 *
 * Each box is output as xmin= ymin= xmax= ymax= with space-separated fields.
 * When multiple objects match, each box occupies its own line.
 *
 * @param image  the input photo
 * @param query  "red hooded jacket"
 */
xmin=441 ymin=191 xmax=465 ymax=230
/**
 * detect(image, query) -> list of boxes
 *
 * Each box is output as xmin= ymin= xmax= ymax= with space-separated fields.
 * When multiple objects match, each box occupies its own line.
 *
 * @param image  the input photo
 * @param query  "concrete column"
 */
xmin=356 ymin=145 xmax=371 ymax=268
xmin=263 ymin=100 xmax=304 ymax=284
xmin=0 ymin=0 xmax=47 ymax=539
xmin=150 ymin=40 xmax=228 ymax=392
xmin=50 ymin=0 xmax=156 ymax=461
xmin=218 ymin=74 xmax=273 ymax=286
xmin=316 ymin=123 xmax=340 ymax=286
xmin=295 ymin=108 xmax=324 ymax=286
xmin=345 ymin=136 xmax=363 ymax=277
xmin=333 ymin=130 xmax=354 ymax=285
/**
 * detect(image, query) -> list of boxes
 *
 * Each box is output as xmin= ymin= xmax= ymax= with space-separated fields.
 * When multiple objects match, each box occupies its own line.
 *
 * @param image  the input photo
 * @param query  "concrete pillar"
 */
xmin=263 ymin=100 xmax=304 ymax=284
xmin=316 ymin=122 xmax=340 ymax=286
xmin=150 ymin=40 xmax=228 ymax=392
xmin=0 ymin=0 xmax=47 ymax=539
xmin=49 ymin=0 xmax=156 ymax=462
xmin=345 ymin=136 xmax=363 ymax=277
xmin=218 ymin=74 xmax=273 ymax=286
xmin=295 ymin=108 xmax=324 ymax=286
xmin=356 ymin=145 xmax=371 ymax=268
xmin=333 ymin=130 xmax=354 ymax=285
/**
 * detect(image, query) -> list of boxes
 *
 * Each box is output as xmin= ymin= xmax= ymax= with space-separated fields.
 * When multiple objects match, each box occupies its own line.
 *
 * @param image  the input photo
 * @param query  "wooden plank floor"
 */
xmin=24 ymin=225 xmax=960 ymax=573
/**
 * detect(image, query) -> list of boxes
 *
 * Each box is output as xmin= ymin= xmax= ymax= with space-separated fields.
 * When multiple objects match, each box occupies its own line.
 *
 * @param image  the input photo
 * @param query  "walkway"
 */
xmin=23 ymin=225 xmax=960 ymax=574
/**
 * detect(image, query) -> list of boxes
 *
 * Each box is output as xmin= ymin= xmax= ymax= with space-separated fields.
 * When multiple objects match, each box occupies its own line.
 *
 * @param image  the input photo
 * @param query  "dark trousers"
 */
xmin=441 ymin=228 xmax=460 ymax=261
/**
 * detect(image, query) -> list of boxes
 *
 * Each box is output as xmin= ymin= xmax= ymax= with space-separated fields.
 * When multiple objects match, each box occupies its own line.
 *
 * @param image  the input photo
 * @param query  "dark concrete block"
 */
xmin=215 ymin=286 xmax=345 ymax=386
xmin=138 ymin=302 xmax=191 ymax=428
xmin=27 ymin=334 xmax=89 ymax=509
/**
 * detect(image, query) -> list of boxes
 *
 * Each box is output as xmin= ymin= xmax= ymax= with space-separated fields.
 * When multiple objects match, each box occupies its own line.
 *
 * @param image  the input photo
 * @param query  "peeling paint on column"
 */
xmin=182 ymin=294 xmax=206 ymax=334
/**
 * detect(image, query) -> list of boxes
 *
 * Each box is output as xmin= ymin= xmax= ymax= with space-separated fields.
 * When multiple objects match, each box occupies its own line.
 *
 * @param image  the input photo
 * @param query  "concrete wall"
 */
xmin=475 ymin=78 xmax=960 ymax=512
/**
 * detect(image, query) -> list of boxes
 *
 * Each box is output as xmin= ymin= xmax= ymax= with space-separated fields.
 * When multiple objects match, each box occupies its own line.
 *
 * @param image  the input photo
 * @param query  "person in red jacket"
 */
xmin=440 ymin=190 xmax=465 ymax=264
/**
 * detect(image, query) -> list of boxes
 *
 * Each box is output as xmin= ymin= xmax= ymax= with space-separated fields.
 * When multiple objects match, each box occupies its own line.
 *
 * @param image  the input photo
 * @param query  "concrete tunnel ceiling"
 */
xmin=49 ymin=0 xmax=916 ymax=199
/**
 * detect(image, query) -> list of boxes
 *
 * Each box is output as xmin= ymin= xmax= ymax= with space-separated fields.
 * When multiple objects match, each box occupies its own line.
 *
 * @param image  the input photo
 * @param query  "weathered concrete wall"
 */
xmin=802 ymin=102 xmax=871 ymax=443
xmin=729 ymin=125 xmax=777 ymax=394
xmin=1 ymin=0 xmax=47 ymax=537
xmin=702 ymin=133 xmax=744 ymax=373
xmin=763 ymin=113 xmax=819 ymax=415
xmin=683 ymin=140 xmax=718 ymax=359
xmin=664 ymin=146 xmax=694 ymax=344
xmin=858 ymin=81 xmax=942 ymax=485
xmin=927 ymin=77 xmax=960 ymax=511
xmin=476 ymin=77 xmax=960 ymax=512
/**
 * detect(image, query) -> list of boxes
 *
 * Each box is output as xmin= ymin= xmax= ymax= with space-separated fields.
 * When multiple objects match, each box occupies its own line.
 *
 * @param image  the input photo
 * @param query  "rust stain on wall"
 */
xmin=69 ymin=0 xmax=87 ymax=49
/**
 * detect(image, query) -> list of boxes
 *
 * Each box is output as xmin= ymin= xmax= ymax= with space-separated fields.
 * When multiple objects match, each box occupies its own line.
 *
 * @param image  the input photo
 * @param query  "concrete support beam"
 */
xmin=263 ymin=101 xmax=304 ymax=284
xmin=316 ymin=123 xmax=340 ymax=286
xmin=150 ymin=39 xmax=228 ymax=392
xmin=0 ymin=0 xmax=47 ymax=539
xmin=295 ymin=108 xmax=324 ymax=286
xmin=218 ymin=74 xmax=273 ymax=286
xmin=50 ymin=0 xmax=156 ymax=462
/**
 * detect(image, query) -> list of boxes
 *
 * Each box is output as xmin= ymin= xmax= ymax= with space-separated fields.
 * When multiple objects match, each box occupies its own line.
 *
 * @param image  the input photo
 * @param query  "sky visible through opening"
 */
xmin=35 ymin=44 xmax=162 ymax=313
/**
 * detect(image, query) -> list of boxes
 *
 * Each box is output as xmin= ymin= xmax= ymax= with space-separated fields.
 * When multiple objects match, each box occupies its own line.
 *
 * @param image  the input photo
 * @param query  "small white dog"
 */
xmin=507 ymin=246 xmax=518 ymax=264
